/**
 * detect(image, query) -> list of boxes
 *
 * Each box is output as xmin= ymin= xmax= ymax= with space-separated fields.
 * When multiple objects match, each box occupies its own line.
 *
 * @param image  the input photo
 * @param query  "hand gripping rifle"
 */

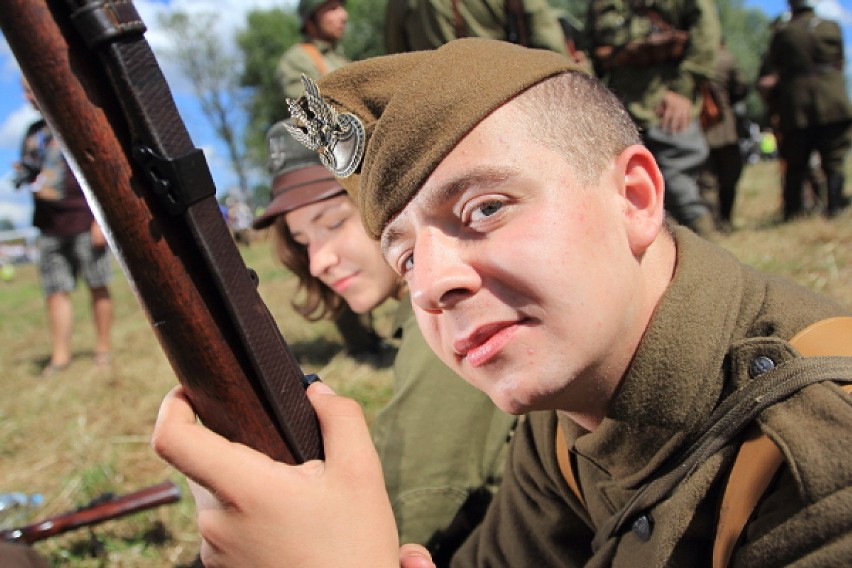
xmin=1 ymin=481 xmax=181 ymax=545
xmin=0 ymin=1 xmax=322 ymax=463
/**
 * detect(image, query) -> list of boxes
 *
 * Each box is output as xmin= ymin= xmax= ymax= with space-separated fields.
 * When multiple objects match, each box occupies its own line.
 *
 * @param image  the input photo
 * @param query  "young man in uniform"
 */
xmin=152 ymin=39 xmax=852 ymax=567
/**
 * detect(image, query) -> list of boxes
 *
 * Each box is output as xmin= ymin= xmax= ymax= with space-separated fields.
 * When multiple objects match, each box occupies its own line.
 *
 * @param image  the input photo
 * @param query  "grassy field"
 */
xmin=1 ymin=158 xmax=850 ymax=566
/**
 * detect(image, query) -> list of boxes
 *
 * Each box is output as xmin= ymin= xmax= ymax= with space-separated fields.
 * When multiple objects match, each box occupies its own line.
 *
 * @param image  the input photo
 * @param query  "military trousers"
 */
xmin=644 ymin=119 xmax=710 ymax=227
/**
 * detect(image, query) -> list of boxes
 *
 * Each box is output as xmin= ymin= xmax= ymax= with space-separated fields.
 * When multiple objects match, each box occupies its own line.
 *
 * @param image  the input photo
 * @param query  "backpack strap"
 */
xmin=555 ymin=425 xmax=585 ymax=507
xmin=299 ymin=42 xmax=328 ymax=76
xmin=712 ymin=317 xmax=852 ymax=568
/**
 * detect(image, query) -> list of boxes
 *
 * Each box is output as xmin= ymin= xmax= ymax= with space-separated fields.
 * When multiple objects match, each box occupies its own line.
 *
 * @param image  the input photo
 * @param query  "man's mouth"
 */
xmin=454 ymin=320 xmax=523 ymax=368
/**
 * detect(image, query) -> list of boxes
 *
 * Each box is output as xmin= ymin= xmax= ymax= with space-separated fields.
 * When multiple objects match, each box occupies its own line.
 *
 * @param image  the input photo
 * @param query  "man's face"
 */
xmin=381 ymin=105 xmax=651 ymax=416
xmin=312 ymin=0 xmax=347 ymax=42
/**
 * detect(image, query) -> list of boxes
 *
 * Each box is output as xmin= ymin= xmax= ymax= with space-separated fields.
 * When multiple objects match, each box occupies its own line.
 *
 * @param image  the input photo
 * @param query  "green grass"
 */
xmin=1 ymin=158 xmax=850 ymax=565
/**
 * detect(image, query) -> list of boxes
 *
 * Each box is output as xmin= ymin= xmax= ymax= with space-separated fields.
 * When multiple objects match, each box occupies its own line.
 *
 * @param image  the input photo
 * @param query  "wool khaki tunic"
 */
xmin=452 ymin=227 xmax=852 ymax=567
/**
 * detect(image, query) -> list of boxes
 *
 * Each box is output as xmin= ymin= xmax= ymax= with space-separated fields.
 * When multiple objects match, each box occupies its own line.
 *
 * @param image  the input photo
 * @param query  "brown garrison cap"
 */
xmin=305 ymin=37 xmax=582 ymax=238
xmin=253 ymin=120 xmax=345 ymax=230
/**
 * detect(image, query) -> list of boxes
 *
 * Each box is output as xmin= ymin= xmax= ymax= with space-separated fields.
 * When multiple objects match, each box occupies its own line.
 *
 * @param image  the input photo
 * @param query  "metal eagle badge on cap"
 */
xmin=284 ymin=75 xmax=365 ymax=178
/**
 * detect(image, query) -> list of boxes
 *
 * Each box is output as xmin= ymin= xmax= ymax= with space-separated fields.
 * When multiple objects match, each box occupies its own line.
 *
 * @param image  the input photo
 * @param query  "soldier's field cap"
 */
xmin=253 ymin=120 xmax=345 ymax=230
xmin=288 ymin=37 xmax=583 ymax=238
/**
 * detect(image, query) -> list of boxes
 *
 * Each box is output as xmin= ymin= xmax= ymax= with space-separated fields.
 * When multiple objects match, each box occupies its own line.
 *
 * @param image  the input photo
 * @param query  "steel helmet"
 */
xmin=298 ymin=0 xmax=344 ymax=30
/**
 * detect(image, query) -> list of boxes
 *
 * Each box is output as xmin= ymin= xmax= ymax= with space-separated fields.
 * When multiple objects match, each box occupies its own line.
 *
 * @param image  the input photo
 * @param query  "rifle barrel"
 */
xmin=1 ymin=482 xmax=181 ymax=545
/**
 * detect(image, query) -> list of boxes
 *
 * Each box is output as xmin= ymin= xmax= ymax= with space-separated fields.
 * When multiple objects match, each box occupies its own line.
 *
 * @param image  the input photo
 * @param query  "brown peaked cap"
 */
xmin=315 ymin=38 xmax=582 ymax=238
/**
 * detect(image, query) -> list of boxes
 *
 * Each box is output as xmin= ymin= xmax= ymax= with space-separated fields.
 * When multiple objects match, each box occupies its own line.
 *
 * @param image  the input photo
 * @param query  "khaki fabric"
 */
xmin=277 ymin=38 xmax=350 ymax=101
xmin=314 ymin=38 xmax=580 ymax=238
xmin=372 ymin=295 xmax=516 ymax=559
xmin=586 ymin=0 xmax=719 ymax=128
xmin=452 ymin=227 xmax=852 ymax=567
xmin=703 ymin=44 xmax=749 ymax=148
xmin=384 ymin=0 xmax=568 ymax=56
xmin=768 ymin=11 xmax=852 ymax=132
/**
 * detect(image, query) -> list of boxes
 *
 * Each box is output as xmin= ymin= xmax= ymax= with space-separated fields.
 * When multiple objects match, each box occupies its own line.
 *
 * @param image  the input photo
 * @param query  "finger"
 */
xmin=399 ymin=543 xmax=435 ymax=568
xmin=307 ymin=383 xmax=379 ymax=470
xmin=151 ymin=386 xmax=278 ymax=504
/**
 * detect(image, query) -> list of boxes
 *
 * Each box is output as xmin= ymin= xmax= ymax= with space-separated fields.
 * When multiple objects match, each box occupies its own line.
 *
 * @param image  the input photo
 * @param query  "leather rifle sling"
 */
xmin=712 ymin=317 xmax=852 ymax=568
xmin=64 ymin=0 xmax=322 ymax=461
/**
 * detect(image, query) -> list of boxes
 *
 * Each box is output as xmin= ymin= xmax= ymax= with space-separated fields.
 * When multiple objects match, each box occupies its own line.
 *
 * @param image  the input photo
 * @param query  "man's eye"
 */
xmin=471 ymin=200 xmax=503 ymax=222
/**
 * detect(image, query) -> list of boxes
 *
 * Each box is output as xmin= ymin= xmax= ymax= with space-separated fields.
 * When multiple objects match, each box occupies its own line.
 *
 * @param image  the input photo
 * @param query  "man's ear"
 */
xmin=615 ymin=144 xmax=665 ymax=256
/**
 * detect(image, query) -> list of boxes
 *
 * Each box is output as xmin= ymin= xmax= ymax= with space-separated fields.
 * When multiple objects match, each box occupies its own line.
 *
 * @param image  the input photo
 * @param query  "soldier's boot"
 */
xmin=825 ymin=173 xmax=849 ymax=218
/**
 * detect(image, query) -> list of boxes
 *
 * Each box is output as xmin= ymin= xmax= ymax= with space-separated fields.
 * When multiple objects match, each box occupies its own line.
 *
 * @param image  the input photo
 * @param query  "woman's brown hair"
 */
xmin=271 ymin=215 xmax=347 ymax=322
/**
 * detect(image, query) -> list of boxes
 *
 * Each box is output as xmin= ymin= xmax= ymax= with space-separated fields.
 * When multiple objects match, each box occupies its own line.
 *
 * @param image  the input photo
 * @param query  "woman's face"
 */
xmin=284 ymin=194 xmax=399 ymax=313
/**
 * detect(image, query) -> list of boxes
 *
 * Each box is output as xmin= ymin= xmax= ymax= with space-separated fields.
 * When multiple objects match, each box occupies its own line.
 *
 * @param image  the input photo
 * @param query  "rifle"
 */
xmin=1 ymin=481 xmax=181 ymax=545
xmin=0 ymin=1 xmax=322 ymax=463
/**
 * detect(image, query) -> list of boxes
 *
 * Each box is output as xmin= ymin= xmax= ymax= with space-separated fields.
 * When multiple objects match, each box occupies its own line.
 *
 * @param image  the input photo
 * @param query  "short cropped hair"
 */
xmin=511 ymin=72 xmax=641 ymax=186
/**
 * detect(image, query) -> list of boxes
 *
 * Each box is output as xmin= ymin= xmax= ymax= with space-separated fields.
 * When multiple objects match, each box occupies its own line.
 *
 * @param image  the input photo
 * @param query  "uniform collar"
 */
xmin=568 ymin=227 xmax=743 ymax=482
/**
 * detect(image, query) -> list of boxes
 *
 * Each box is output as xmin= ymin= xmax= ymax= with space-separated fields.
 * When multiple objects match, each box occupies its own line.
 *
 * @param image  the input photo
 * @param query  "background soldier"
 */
xmin=277 ymin=0 xmax=350 ymax=101
xmin=586 ymin=0 xmax=720 ymax=237
xmin=698 ymin=40 xmax=749 ymax=233
xmin=767 ymin=0 xmax=852 ymax=220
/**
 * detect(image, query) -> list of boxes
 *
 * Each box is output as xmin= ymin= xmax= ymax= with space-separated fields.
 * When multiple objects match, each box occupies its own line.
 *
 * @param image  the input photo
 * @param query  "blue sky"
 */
xmin=0 ymin=0 xmax=849 ymax=229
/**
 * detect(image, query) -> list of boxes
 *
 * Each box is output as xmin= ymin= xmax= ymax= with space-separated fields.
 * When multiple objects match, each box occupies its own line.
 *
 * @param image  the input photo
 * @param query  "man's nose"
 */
xmin=409 ymin=229 xmax=480 ymax=313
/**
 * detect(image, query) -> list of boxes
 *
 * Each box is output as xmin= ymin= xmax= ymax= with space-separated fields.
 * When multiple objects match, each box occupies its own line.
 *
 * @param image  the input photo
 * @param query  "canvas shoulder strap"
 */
xmin=299 ymin=42 xmax=328 ymax=76
xmin=712 ymin=317 xmax=852 ymax=568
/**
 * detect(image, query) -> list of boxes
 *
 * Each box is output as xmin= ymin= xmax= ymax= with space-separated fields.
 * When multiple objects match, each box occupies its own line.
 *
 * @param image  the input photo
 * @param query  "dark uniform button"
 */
xmin=749 ymin=356 xmax=776 ymax=378
xmin=631 ymin=514 xmax=653 ymax=542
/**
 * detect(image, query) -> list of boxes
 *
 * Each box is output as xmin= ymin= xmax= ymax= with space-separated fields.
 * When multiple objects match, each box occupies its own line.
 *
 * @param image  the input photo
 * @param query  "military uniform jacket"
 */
xmin=372 ymin=295 xmax=517 ymax=556
xmin=452 ymin=227 xmax=852 ymax=567
xmin=768 ymin=11 xmax=852 ymax=132
xmin=585 ymin=0 xmax=719 ymax=128
xmin=277 ymin=38 xmax=350 ymax=101
xmin=384 ymin=0 xmax=568 ymax=56
xmin=703 ymin=44 xmax=748 ymax=149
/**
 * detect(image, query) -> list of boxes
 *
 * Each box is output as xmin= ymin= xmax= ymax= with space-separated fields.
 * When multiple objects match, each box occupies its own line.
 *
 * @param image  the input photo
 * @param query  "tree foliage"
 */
xmin=237 ymin=8 xmax=300 ymax=167
xmin=237 ymin=0 xmax=387 ymax=168
xmin=158 ymin=11 xmax=253 ymax=200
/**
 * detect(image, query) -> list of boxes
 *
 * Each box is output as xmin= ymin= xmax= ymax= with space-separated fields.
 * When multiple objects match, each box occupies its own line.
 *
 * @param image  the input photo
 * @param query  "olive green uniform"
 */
xmin=384 ymin=0 xmax=568 ymax=56
xmin=699 ymin=43 xmax=749 ymax=229
xmin=768 ymin=8 xmax=852 ymax=219
xmin=277 ymin=38 xmax=350 ymax=101
xmin=453 ymin=226 xmax=852 ymax=567
xmin=372 ymin=295 xmax=517 ymax=565
xmin=586 ymin=0 xmax=719 ymax=230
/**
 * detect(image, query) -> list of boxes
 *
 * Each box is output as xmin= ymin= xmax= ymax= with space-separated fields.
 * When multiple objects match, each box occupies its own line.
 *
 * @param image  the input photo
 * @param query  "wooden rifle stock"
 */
xmin=1 ymin=481 xmax=181 ymax=545
xmin=0 ymin=1 xmax=322 ymax=463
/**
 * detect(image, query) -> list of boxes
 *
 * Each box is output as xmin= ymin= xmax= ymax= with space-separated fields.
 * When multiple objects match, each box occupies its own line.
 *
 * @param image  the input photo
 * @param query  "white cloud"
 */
xmin=816 ymin=0 xmax=852 ymax=24
xmin=0 ymin=173 xmax=32 ymax=226
xmin=0 ymin=104 xmax=39 ymax=151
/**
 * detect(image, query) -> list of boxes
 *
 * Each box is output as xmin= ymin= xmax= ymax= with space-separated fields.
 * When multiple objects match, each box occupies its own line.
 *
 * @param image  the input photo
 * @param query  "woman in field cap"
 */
xmin=155 ymin=38 xmax=852 ymax=568
xmin=252 ymin=121 xmax=515 ymax=565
